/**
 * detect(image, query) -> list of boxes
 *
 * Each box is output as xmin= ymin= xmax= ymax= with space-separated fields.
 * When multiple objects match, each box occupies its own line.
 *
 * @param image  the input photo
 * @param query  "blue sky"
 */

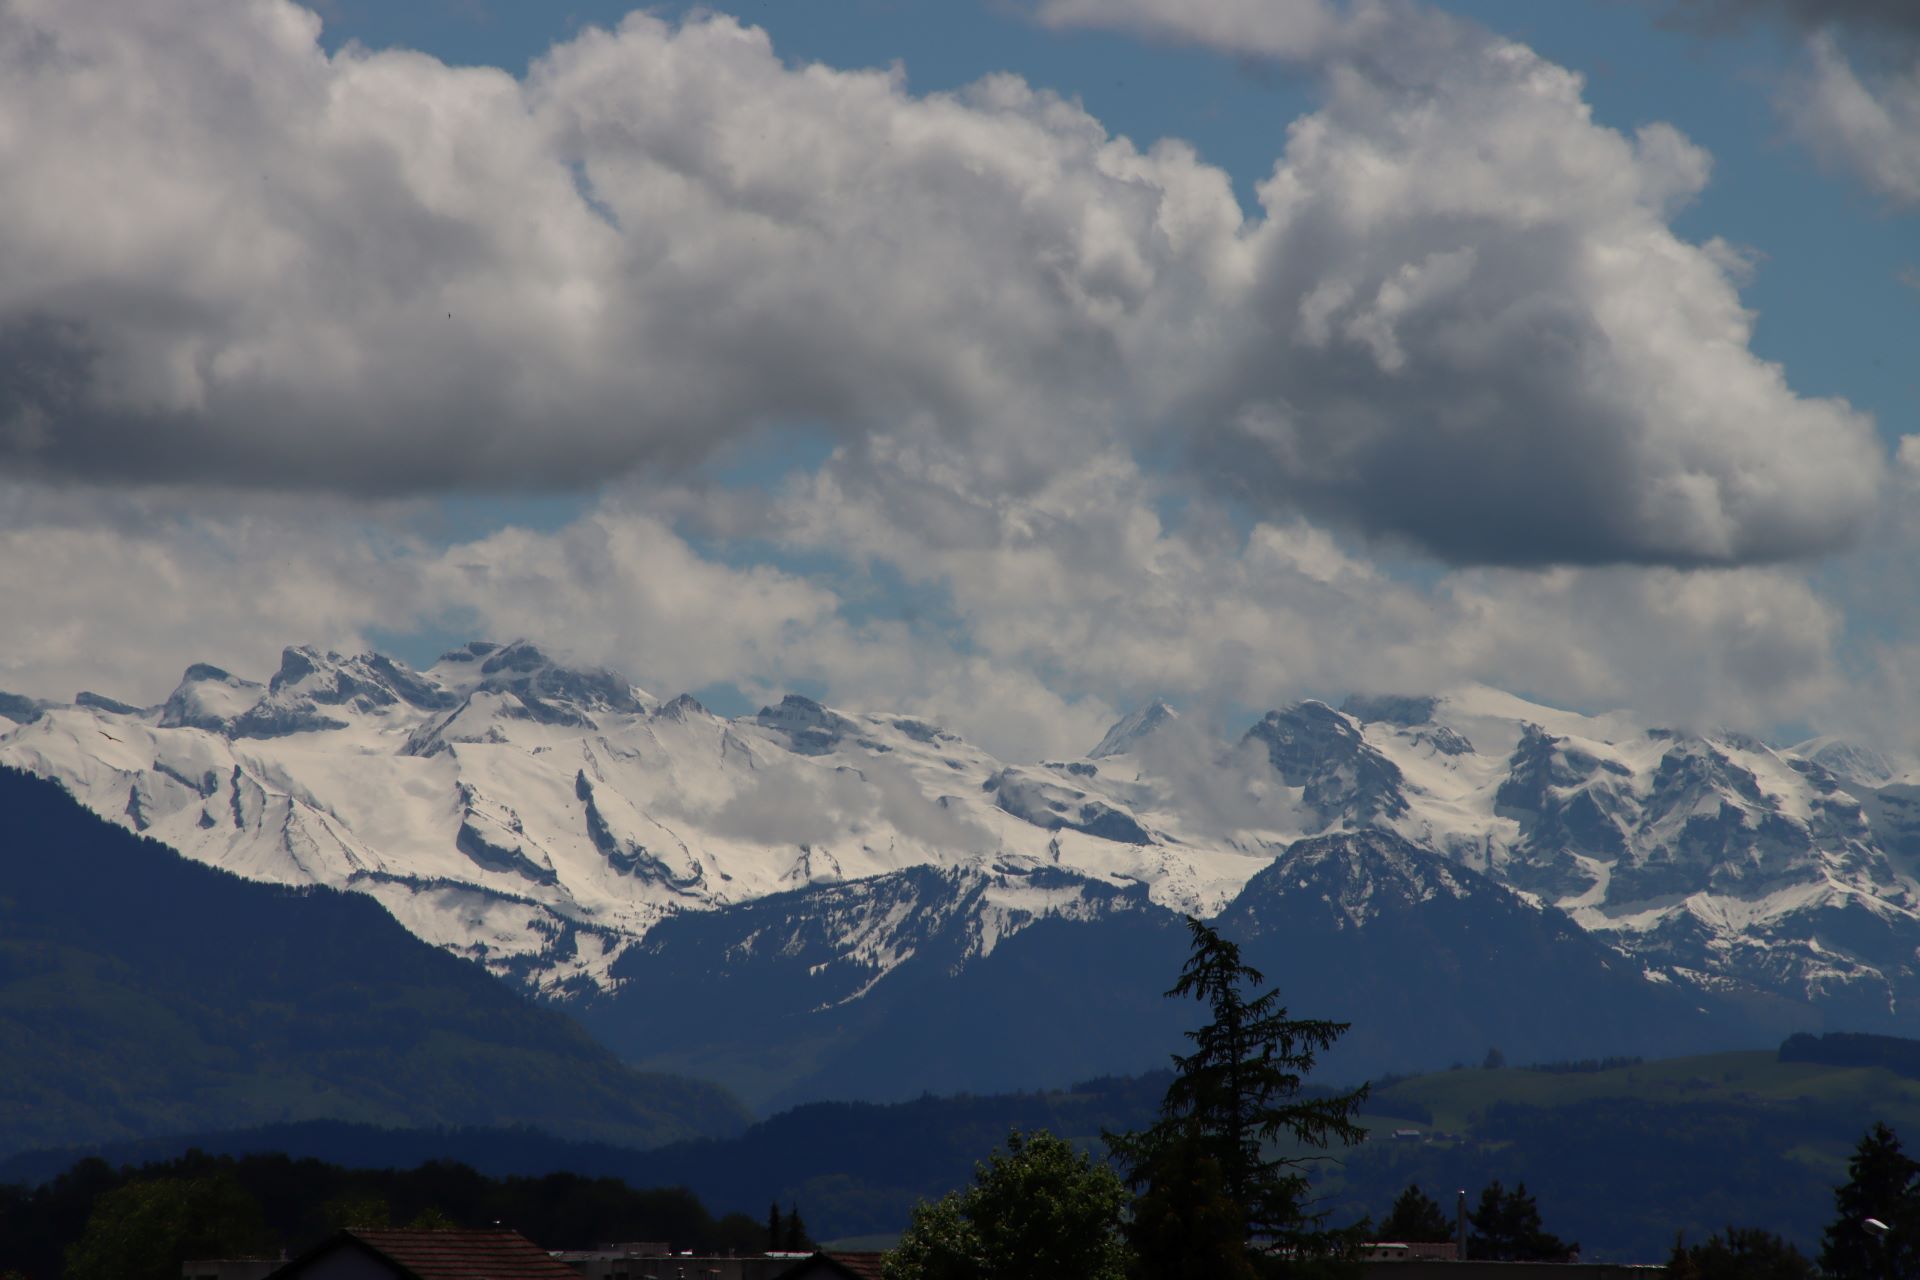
xmin=1 ymin=0 xmax=1916 ymax=757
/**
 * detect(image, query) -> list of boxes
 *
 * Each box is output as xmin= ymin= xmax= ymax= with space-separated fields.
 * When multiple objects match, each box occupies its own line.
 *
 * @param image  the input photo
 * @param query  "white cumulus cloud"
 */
xmin=0 ymin=0 xmax=1885 ymax=568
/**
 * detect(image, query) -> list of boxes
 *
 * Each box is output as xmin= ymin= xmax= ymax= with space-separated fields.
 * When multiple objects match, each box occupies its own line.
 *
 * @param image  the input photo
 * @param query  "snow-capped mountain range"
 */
xmin=6 ymin=640 xmax=1920 ymax=1059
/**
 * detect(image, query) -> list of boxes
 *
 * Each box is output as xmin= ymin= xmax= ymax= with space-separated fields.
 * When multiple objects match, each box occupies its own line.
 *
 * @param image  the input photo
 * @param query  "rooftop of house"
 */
xmin=812 ymin=1253 xmax=886 ymax=1280
xmin=273 ymin=1227 xmax=583 ymax=1280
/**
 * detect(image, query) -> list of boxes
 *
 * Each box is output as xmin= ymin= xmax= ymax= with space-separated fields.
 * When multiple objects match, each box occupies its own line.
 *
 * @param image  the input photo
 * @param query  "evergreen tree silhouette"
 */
xmin=783 ymin=1203 xmax=810 ymax=1252
xmin=1109 ymin=917 xmax=1367 ymax=1276
xmin=1380 ymin=1184 xmax=1453 ymax=1244
xmin=1467 ymin=1180 xmax=1575 ymax=1262
xmin=1821 ymin=1123 xmax=1920 ymax=1280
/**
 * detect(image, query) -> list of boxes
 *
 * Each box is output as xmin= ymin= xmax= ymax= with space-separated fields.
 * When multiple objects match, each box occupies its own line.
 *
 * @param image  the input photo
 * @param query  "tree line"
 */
xmin=0 ymin=1151 xmax=800 ymax=1280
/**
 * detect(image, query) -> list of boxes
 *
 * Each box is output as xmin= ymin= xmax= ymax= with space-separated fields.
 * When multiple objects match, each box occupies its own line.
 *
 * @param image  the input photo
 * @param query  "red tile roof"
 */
xmin=817 ymin=1253 xmax=887 ymax=1280
xmin=313 ymin=1228 xmax=581 ymax=1280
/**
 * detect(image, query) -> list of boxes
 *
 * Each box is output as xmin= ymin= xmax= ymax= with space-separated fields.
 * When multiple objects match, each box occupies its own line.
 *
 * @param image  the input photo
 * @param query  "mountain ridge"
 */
xmin=6 ymin=641 xmax=1920 ymax=1098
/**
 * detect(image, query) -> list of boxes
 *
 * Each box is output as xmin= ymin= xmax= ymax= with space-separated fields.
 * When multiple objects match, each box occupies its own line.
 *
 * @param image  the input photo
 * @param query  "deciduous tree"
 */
xmin=884 ymin=1128 xmax=1130 ymax=1280
xmin=64 ymin=1175 xmax=273 ymax=1280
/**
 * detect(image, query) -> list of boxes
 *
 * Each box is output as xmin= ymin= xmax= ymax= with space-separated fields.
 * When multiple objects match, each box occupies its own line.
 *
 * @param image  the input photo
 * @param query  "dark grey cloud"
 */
xmin=1659 ymin=0 xmax=1920 ymax=38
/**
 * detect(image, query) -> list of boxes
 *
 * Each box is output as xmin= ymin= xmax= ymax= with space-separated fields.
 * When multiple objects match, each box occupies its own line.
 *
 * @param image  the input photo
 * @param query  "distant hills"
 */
xmin=8 ymin=1044 xmax=1918 ymax=1262
xmin=0 ymin=767 xmax=745 ymax=1159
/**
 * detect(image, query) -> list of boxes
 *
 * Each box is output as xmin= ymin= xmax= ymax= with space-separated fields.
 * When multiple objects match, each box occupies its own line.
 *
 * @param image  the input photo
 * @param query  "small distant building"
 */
xmin=264 ymin=1227 xmax=581 ymax=1280
xmin=1361 ymin=1241 xmax=1459 ymax=1260
xmin=182 ymin=1261 xmax=282 ymax=1280
xmin=556 ymin=1249 xmax=802 ymax=1280
xmin=555 ymin=1247 xmax=886 ymax=1280
xmin=1355 ymin=1262 xmax=1663 ymax=1278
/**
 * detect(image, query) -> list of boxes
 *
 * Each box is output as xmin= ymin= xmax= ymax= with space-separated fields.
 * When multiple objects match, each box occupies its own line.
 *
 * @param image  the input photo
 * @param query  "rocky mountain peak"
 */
xmin=654 ymin=693 xmax=711 ymax=722
xmin=459 ymin=640 xmax=646 ymax=725
xmin=1243 ymin=701 xmax=1408 ymax=829
xmin=1219 ymin=828 xmax=1531 ymax=937
xmin=157 ymin=663 xmax=264 ymax=733
xmin=757 ymin=693 xmax=852 ymax=755
xmin=1089 ymin=699 xmax=1179 ymax=759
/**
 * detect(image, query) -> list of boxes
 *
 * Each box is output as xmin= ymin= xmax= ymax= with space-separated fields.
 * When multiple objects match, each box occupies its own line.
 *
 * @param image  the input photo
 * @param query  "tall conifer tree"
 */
xmin=1822 ymin=1123 xmax=1920 ymax=1280
xmin=1110 ymin=917 xmax=1367 ymax=1276
xmin=1379 ymin=1185 xmax=1453 ymax=1244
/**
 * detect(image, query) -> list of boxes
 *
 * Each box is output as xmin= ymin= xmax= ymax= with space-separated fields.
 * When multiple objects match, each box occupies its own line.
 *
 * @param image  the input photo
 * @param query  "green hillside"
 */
xmin=1312 ymin=1050 xmax=1920 ymax=1260
xmin=0 ymin=767 xmax=746 ymax=1157
xmin=12 ymin=1045 xmax=1914 ymax=1261
xmin=1369 ymin=1050 xmax=1920 ymax=1136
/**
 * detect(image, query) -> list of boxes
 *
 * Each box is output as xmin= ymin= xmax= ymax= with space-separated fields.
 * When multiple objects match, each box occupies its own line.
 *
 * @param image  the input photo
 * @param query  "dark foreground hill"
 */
xmin=0 ymin=767 xmax=745 ymax=1157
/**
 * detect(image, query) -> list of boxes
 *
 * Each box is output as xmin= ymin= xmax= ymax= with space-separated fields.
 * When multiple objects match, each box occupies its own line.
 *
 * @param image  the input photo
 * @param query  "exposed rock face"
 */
xmin=1243 ymin=701 xmax=1410 ymax=828
xmin=1090 ymin=699 xmax=1178 ymax=759
xmin=983 ymin=769 xmax=1153 ymax=845
xmin=756 ymin=693 xmax=853 ymax=755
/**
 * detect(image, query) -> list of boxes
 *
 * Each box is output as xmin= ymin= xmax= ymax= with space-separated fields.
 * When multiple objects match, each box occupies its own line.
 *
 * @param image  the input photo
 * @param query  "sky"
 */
xmin=0 ymin=0 xmax=1916 ymax=761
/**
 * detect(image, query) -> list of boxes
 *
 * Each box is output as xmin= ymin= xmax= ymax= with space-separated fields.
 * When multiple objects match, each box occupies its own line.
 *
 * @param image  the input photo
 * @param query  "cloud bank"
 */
xmin=0 ymin=0 xmax=1896 ymax=760
xmin=0 ymin=0 xmax=1884 ymax=568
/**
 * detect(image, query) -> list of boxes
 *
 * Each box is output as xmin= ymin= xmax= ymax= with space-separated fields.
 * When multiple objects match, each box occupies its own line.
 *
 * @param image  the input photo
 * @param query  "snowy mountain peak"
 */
xmin=1089 ymin=699 xmax=1179 ymax=759
xmin=268 ymin=646 xmax=457 ymax=713
xmin=1243 ymin=701 xmax=1409 ymax=829
xmin=1792 ymin=736 xmax=1902 ymax=790
xmin=469 ymin=640 xmax=649 ymax=718
xmin=756 ymin=693 xmax=853 ymax=755
xmin=654 ymin=692 xmax=711 ymax=722
xmin=1228 ymin=828 xmax=1487 ymax=929
xmin=158 ymin=663 xmax=264 ymax=733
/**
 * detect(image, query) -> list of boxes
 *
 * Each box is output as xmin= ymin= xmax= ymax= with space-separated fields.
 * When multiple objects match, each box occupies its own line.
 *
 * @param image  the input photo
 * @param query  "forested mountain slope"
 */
xmin=0 ymin=767 xmax=745 ymax=1158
